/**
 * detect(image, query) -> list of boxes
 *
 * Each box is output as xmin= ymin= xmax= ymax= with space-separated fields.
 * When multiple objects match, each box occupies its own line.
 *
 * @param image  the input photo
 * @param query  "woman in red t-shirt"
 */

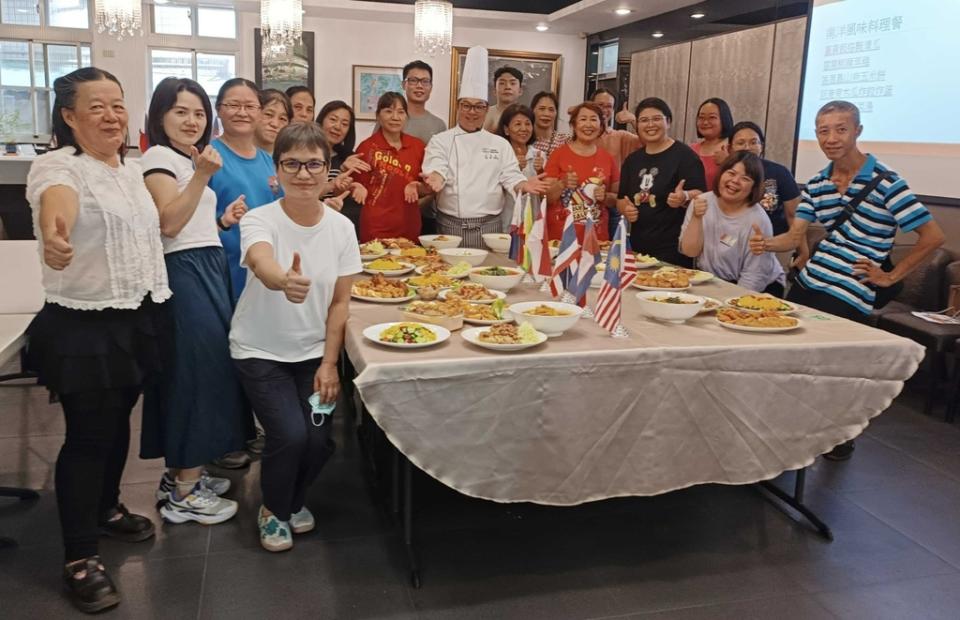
xmin=353 ymin=92 xmax=427 ymax=242
xmin=544 ymin=102 xmax=620 ymax=242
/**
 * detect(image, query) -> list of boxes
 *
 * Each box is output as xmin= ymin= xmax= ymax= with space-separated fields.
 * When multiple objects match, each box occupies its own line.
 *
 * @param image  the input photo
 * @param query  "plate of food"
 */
xmin=716 ymin=308 xmax=802 ymax=333
xmin=654 ymin=266 xmax=714 ymax=284
xmin=461 ymin=322 xmax=547 ymax=351
xmin=468 ymin=265 xmax=525 ymax=291
xmin=506 ymin=301 xmax=582 ymax=337
xmin=461 ymin=299 xmax=509 ymax=325
xmin=439 ymin=283 xmax=506 ymax=304
xmin=725 ymin=294 xmax=798 ymax=314
xmin=364 ymin=322 xmax=450 ymax=348
xmin=635 ymin=253 xmax=660 ymax=269
xmin=402 ymin=300 xmax=465 ymax=331
xmin=359 ymin=240 xmax=387 ymax=260
xmin=697 ymin=297 xmax=724 ymax=314
xmin=419 ymin=234 xmax=462 ymax=250
xmin=632 ymin=270 xmax=691 ymax=292
xmin=363 ymin=258 xmax=415 ymax=276
xmin=351 ymin=274 xmax=416 ymax=303
xmin=405 ymin=272 xmax=456 ymax=290
xmin=380 ymin=237 xmax=418 ymax=254
xmin=415 ymin=261 xmax=471 ymax=279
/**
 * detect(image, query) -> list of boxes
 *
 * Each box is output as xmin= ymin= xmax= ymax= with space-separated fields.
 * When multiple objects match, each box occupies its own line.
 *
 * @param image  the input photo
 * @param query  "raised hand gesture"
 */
xmin=666 ymin=180 xmax=688 ymax=209
xmin=748 ymin=223 xmax=767 ymax=255
xmin=283 ymin=252 xmax=311 ymax=303
xmin=221 ymin=194 xmax=247 ymax=227
xmin=44 ymin=214 xmax=74 ymax=270
xmin=191 ymin=145 xmax=222 ymax=178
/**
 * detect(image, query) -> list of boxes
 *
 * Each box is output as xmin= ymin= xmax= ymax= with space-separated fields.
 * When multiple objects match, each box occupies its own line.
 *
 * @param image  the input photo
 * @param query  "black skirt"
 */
xmin=26 ymin=297 xmax=165 ymax=396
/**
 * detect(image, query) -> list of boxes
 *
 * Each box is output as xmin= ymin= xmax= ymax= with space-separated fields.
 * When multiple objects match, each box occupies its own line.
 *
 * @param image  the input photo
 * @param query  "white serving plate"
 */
xmin=716 ymin=317 xmax=803 ymax=333
xmin=506 ymin=301 xmax=583 ymax=337
xmin=362 ymin=322 xmax=451 ymax=348
xmin=632 ymin=282 xmax=691 ymax=293
xmin=439 ymin=287 xmax=507 ymax=305
xmin=414 ymin=265 xmax=469 ymax=279
xmin=697 ymin=297 xmax=724 ymax=314
xmin=460 ymin=326 xmax=547 ymax=351
xmin=362 ymin=261 xmax=415 ymax=276
xmin=419 ymin=234 xmax=462 ymax=250
xmin=350 ymin=291 xmax=417 ymax=304
xmin=725 ymin=296 xmax=799 ymax=315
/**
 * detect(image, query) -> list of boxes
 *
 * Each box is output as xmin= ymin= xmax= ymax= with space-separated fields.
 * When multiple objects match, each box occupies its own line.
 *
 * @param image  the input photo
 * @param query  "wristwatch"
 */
xmin=216 ymin=215 xmax=231 ymax=231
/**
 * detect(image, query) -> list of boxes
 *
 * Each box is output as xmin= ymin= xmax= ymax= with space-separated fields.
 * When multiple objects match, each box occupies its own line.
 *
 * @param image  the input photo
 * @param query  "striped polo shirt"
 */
xmin=796 ymin=155 xmax=931 ymax=314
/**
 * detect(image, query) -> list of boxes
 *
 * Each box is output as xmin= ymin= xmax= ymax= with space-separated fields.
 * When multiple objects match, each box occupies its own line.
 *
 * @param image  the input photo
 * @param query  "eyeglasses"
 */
xmin=697 ymin=114 xmax=720 ymax=122
xmin=733 ymin=139 xmax=763 ymax=148
xmin=404 ymin=77 xmax=433 ymax=86
xmin=637 ymin=115 xmax=666 ymax=125
xmin=219 ymin=102 xmax=261 ymax=113
xmin=459 ymin=101 xmax=489 ymax=113
xmin=279 ymin=159 xmax=329 ymax=175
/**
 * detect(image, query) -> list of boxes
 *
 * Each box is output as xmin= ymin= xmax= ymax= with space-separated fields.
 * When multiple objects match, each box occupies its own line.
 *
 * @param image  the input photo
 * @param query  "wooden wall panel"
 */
xmin=628 ymin=42 xmax=692 ymax=140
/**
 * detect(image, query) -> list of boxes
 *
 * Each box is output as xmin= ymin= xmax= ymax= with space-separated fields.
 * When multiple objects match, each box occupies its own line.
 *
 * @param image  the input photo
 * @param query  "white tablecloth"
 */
xmin=345 ymin=267 xmax=924 ymax=506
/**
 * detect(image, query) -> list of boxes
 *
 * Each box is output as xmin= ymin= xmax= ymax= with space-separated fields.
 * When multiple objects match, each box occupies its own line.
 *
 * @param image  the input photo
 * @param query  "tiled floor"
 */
xmin=1 ymin=364 xmax=958 ymax=620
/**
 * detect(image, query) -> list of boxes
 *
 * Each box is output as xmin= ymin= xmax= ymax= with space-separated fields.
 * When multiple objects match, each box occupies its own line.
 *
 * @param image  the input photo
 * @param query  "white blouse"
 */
xmin=26 ymin=147 xmax=171 ymax=311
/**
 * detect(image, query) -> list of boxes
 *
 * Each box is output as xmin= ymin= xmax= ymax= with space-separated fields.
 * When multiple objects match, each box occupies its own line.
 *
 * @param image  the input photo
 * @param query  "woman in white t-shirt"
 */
xmin=140 ymin=77 xmax=248 ymax=527
xmin=230 ymin=123 xmax=362 ymax=552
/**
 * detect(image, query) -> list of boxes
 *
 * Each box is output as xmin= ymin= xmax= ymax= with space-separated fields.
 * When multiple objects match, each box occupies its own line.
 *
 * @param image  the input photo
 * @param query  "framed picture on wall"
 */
xmin=254 ymin=30 xmax=315 ymax=93
xmin=448 ymin=47 xmax=562 ymax=126
xmin=352 ymin=65 xmax=404 ymax=121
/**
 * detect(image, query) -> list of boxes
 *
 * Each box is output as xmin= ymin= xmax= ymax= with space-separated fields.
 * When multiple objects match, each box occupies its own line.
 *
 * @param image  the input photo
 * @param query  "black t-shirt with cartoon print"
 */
xmin=618 ymin=141 xmax=706 ymax=266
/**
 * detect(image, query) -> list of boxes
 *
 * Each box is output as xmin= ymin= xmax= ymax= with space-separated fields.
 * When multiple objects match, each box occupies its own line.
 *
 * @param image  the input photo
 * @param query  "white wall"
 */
xmin=90 ymin=10 xmax=585 ymax=140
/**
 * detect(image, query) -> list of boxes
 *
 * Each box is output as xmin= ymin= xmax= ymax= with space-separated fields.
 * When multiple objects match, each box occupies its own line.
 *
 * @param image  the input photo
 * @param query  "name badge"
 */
xmin=481 ymin=148 xmax=500 ymax=161
xmin=719 ymin=234 xmax=737 ymax=248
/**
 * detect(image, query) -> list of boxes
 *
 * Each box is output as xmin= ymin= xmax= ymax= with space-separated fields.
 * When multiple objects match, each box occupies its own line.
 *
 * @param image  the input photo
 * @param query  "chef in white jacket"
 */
xmin=421 ymin=46 xmax=548 ymax=248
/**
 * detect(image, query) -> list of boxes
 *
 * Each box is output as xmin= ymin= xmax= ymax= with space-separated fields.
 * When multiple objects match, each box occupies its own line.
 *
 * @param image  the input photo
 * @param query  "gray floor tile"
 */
xmin=813 ymin=573 xmax=960 ymax=620
xmin=609 ymin=593 xmax=838 ymax=620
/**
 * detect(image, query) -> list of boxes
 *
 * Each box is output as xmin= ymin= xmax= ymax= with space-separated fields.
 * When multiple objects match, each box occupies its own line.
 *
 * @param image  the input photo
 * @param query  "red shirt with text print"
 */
xmin=354 ymin=131 xmax=426 ymax=242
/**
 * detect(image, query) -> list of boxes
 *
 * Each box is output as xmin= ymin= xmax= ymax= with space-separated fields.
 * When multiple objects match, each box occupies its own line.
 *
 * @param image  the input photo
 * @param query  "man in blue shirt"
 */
xmin=749 ymin=100 xmax=944 ymax=460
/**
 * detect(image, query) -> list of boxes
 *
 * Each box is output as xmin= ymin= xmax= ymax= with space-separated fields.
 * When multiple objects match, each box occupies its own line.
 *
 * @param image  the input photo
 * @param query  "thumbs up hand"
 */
xmin=614 ymin=101 xmax=636 ymax=126
xmin=564 ymin=166 xmax=579 ymax=189
xmin=283 ymin=252 xmax=311 ymax=303
xmin=221 ymin=194 xmax=247 ymax=227
xmin=748 ymin=223 xmax=768 ymax=255
xmin=692 ymin=195 xmax=708 ymax=218
xmin=667 ymin=180 xmax=688 ymax=208
xmin=44 ymin=214 xmax=74 ymax=270
xmin=712 ymin=142 xmax=730 ymax=166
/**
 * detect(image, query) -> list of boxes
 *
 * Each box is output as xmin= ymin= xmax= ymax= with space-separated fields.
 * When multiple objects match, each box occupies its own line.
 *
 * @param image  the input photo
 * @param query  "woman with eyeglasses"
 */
xmin=353 ymin=92 xmax=427 ymax=242
xmin=316 ymin=100 xmax=369 ymax=237
xmin=139 ymin=77 xmax=243 ymax=528
xmin=254 ymin=89 xmax=292 ymax=155
xmin=679 ymin=151 xmax=785 ymax=296
xmin=617 ymin=97 xmax=706 ymax=267
xmin=690 ymin=97 xmax=735 ymax=190
xmin=230 ymin=123 xmax=362 ymax=553
xmin=208 ymin=78 xmax=281 ymax=304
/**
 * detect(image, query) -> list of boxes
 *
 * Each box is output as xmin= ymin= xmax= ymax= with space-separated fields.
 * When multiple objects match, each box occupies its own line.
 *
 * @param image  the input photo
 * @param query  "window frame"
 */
xmin=0 ymin=39 xmax=92 ymax=140
xmin=149 ymin=3 xmax=237 ymax=39
xmin=147 ymin=46 xmax=237 ymax=111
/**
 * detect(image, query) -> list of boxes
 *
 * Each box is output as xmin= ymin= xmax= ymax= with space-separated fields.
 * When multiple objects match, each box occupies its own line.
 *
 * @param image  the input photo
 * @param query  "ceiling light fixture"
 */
xmin=261 ymin=0 xmax=303 ymax=57
xmin=614 ymin=8 xmax=632 ymax=16
xmin=536 ymin=24 xmax=549 ymax=32
xmin=94 ymin=0 xmax=143 ymax=40
xmin=652 ymin=31 xmax=664 ymax=38
xmin=691 ymin=12 xmax=705 ymax=19
xmin=414 ymin=0 xmax=454 ymax=56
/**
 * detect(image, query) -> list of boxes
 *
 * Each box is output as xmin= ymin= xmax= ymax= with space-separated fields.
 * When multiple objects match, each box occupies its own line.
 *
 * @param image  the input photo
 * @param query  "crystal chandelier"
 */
xmin=414 ymin=1 xmax=453 ymax=56
xmin=261 ymin=0 xmax=303 ymax=57
xmin=94 ymin=0 xmax=142 ymax=40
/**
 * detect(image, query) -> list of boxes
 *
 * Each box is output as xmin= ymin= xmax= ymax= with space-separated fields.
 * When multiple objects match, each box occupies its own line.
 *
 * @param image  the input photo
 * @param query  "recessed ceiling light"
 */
xmin=652 ymin=31 xmax=664 ymax=38
xmin=536 ymin=24 xmax=549 ymax=32
xmin=614 ymin=8 xmax=632 ymax=16
xmin=691 ymin=12 xmax=705 ymax=19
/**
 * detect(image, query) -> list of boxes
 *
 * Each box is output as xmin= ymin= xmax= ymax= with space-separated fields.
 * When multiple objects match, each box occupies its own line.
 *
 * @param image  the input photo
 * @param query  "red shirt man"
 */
xmin=354 ymin=130 xmax=426 ymax=242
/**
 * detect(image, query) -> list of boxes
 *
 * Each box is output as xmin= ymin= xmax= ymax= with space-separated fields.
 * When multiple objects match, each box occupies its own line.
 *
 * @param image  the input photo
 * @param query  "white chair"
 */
xmin=0 ymin=240 xmax=43 ymax=548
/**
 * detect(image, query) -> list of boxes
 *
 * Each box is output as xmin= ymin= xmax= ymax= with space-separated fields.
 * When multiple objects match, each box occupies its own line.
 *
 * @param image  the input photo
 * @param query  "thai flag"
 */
xmin=549 ymin=211 xmax=579 ymax=298
xmin=595 ymin=218 xmax=638 ymax=332
xmin=525 ymin=195 xmax=552 ymax=281
xmin=568 ymin=218 xmax=601 ymax=306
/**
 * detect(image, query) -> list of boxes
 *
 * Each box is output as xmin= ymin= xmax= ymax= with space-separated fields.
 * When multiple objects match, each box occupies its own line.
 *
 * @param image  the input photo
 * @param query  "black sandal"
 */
xmin=99 ymin=504 xmax=155 ymax=542
xmin=63 ymin=556 xmax=120 ymax=613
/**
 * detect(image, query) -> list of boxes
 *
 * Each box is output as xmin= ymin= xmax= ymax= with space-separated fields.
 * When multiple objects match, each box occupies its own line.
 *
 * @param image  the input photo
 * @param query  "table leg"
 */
xmin=757 ymin=469 xmax=833 ymax=541
xmin=403 ymin=457 xmax=421 ymax=589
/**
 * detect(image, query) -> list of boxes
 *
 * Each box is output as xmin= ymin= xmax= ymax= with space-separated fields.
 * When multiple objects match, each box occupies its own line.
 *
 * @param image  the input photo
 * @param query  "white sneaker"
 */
xmin=155 ymin=470 xmax=230 ymax=501
xmin=159 ymin=485 xmax=238 ymax=525
xmin=258 ymin=506 xmax=292 ymax=552
xmin=290 ymin=507 xmax=315 ymax=534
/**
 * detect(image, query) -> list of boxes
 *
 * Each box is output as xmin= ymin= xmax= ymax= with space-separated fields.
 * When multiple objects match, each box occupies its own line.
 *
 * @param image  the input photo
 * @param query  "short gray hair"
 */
xmin=816 ymin=100 xmax=861 ymax=126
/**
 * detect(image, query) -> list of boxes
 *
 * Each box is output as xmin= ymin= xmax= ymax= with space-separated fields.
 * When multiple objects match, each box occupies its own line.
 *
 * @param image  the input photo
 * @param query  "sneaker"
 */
xmin=289 ymin=506 xmax=315 ymax=534
xmin=246 ymin=428 xmax=266 ymax=455
xmin=824 ymin=440 xmax=856 ymax=461
xmin=211 ymin=451 xmax=252 ymax=469
xmin=98 ymin=504 xmax=155 ymax=542
xmin=155 ymin=470 xmax=231 ymax=502
xmin=63 ymin=556 xmax=120 ymax=614
xmin=258 ymin=506 xmax=292 ymax=552
xmin=159 ymin=485 xmax=238 ymax=525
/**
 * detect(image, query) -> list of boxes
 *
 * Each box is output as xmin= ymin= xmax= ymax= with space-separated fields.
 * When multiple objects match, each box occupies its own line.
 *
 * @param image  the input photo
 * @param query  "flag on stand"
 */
xmin=567 ymin=218 xmax=601 ymax=306
xmin=595 ymin=218 xmax=638 ymax=334
xmin=138 ymin=113 xmax=149 ymax=152
xmin=549 ymin=211 xmax=580 ymax=298
xmin=508 ymin=191 xmax=525 ymax=264
xmin=524 ymin=195 xmax=552 ymax=281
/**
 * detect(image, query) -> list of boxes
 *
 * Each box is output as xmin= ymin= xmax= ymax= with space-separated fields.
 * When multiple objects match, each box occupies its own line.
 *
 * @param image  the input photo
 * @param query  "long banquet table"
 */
xmin=343 ymin=254 xmax=925 ymax=585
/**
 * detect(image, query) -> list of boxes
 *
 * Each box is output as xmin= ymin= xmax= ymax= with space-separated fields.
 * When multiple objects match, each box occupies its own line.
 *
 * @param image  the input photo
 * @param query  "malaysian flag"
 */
xmin=567 ymin=218 xmax=601 ymax=306
xmin=595 ymin=218 xmax=637 ymax=333
xmin=549 ymin=211 xmax=580 ymax=298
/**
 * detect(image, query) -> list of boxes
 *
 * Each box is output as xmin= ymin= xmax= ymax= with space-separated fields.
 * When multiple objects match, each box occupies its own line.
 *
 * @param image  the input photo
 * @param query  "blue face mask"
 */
xmin=307 ymin=393 xmax=336 ymax=427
